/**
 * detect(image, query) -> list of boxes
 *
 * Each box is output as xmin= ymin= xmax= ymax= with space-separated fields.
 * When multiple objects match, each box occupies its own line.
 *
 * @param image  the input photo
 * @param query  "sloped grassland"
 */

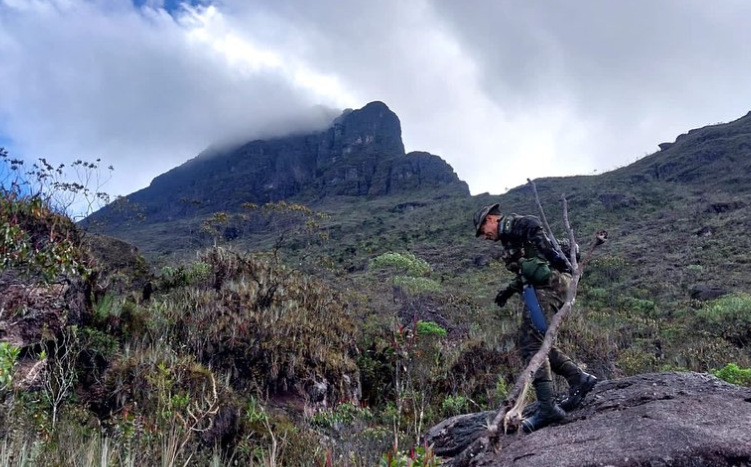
xmin=2 ymin=112 xmax=751 ymax=465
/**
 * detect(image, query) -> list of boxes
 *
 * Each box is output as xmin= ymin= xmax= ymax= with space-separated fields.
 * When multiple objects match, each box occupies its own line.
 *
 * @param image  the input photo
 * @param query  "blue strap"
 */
xmin=522 ymin=285 xmax=548 ymax=334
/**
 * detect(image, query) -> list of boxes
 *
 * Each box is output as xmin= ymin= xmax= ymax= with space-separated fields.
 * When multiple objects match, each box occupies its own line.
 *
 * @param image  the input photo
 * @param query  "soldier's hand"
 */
xmin=495 ymin=288 xmax=514 ymax=308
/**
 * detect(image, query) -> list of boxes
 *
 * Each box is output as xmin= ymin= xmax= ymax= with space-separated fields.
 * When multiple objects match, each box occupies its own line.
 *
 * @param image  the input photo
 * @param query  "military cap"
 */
xmin=474 ymin=203 xmax=501 ymax=237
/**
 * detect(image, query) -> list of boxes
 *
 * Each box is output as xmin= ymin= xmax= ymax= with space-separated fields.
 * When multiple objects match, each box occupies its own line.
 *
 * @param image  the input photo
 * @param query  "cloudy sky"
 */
xmin=2 ymin=0 xmax=751 ymax=201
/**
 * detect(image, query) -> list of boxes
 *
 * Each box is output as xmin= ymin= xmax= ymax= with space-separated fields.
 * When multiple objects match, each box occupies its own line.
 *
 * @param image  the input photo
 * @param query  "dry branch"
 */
xmin=526 ymin=178 xmax=574 ymax=273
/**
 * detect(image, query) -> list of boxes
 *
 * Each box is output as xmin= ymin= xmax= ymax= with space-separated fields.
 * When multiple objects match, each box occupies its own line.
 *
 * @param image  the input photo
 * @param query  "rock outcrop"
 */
xmin=426 ymin=372 xmax=751 ymax=467
xmin=92 ymin=101 xmax=469 ymax=225
xmin=0 ymin=274 xmax=89 ymax=350
xmin=614 ymin=111 xmax=751 ymax=187
xmin=0 ymin=272 xmax=91 ymax=392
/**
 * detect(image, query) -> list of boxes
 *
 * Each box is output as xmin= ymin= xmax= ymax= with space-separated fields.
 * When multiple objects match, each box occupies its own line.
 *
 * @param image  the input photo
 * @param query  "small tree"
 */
xmin=41 ymin=327 xmax=80 ymax=429
xmin=1 ymin=149 xmax=113 ymax=221
xmin=200 ymin=212 xmax=230 ymax=247
xmin=0 ymin=148 xmax=114 ymax=281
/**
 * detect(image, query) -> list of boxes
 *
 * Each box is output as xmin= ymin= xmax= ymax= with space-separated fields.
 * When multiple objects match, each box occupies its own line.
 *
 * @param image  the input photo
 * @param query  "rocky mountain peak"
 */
xmin=90 ymin=101 xmax=468 ymax=225
xmin=333 ymin=100 xmax=405 ymax=157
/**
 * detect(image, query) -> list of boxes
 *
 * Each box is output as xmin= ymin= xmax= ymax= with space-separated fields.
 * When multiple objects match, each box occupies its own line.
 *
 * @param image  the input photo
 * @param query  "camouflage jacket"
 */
xmin=497 ymin=213 xmax=570 ymax=294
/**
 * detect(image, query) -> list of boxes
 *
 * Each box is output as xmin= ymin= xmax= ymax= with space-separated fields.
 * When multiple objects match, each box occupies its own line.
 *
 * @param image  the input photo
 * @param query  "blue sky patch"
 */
xmin=131 ymin=0 xmax=208 ymax=15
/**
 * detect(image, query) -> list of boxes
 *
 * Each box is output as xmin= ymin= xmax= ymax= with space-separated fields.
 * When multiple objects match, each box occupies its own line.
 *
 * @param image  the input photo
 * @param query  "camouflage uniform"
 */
xmin=495 ymin=214 xmax=582 ymax=387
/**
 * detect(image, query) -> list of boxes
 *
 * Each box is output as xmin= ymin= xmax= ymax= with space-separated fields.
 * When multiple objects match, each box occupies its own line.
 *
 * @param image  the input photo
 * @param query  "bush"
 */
xmin=622 ymin=297 xmax=657 ymax=316
xmin=585 ymin=254 xmax=626 ymax=287
xmin=440 ymin=394 xmax=469 ymax=416
xmin=712 ymin=363 xmax=751 ymax=386
xmin=416 ymin=321 xmax=447 ymax=338
xmin=0 ymin=342 xmax=20 ymax=391
xmin=0 ymin=194 xmax=91 ymax=281
xmin=0 ymin=150 xmax=111 ymax=282
xmin=309 ymin=402 xmax=372 ymax=428
xmin=371 ymin=252 xmax=432 ymax=277
xmin=380 ymin=443 xmax=441 ymax=467
xmin=158 ymin=261 xmax=211 ymax=290
xmin=617 ymin=346 xmax=657 ymax=376
xmin=152 ymin=248 xmax=361 ymax=403
xmin=696 ymin=293 xmax=751 ymax=346
xmin=393 ymin=276 xmax=441 ymax=295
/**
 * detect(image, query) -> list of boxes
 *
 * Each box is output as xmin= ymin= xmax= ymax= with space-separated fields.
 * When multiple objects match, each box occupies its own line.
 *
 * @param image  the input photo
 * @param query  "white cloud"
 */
xmin=2 ymin=0 xmax=751 ymax=201
xmin=0 ymin=0 xmax=350 ymax=199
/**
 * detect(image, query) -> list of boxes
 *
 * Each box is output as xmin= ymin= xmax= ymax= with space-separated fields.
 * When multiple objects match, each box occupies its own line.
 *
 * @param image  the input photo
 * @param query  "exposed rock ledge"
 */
xmin=426 ymin=372 xmax=751 ymax=467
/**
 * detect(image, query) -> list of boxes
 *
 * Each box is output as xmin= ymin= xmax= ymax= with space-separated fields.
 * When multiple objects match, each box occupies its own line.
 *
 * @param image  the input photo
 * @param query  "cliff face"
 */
xmin=102 ymin=101 xmax=469 ymax=222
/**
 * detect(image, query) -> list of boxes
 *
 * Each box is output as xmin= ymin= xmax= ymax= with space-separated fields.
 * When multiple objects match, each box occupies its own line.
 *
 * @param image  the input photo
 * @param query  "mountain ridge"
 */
xmin=93 ymin=101 xmax=469 ymax=227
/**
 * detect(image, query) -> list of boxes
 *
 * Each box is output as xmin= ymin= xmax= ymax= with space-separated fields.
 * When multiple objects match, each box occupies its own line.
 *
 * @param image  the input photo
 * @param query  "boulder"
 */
xmin=427 ymin=372 xmax=751 ymax=467
xmin=0 ymin=278 xmax=88 ymax=349
xmin=690 ymin=284 xmax=728 ymax=301
xmin=0 ymin=273 xmax=90 ymax=391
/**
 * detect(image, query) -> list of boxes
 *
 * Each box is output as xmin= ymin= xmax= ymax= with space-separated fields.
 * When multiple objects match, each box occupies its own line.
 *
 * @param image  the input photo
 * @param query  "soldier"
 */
xmin=474 ymin=203 xmax=597 ymax=432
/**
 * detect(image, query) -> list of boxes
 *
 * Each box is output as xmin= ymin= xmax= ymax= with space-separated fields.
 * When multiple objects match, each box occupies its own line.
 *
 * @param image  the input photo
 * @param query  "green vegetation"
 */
xmin=5 ymin=124 xmax=751 ymax=466
xmin=380 ymin=444 xmax=440 ymax=467
xmin=440 ymin=394 xmax=469 ymax=417
xmin=0 ymin=342 xmax=20 ymax=391
xmin=696 ymin=293 xmax=751 ymax=346
xmin=712 ymin=363 xmax=751 ymax=386
xmin=371 ymin=252 xmax=432 ymax=277
xmin=416 ymin=321 xmax=447 ymax=338
xmin=371 ymin=251 xmax=442 ymax=297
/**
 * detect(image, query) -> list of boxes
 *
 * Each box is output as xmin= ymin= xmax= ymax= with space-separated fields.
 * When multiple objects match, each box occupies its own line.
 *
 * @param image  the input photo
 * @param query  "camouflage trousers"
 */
xmin=517 ymin=271 xmax=581 ymax=385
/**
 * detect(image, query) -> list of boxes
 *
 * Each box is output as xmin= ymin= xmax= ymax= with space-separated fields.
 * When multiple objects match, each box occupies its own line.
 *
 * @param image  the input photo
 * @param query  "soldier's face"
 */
xmin=480 ymin=214 xmax=501 ymax=241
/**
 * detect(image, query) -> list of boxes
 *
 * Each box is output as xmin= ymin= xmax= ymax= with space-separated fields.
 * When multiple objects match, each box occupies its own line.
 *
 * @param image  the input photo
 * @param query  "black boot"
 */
xmin=522 ymin=381 xmax=565 ymax=433
xmin=559 ymin=371 xmax=597 ymax=412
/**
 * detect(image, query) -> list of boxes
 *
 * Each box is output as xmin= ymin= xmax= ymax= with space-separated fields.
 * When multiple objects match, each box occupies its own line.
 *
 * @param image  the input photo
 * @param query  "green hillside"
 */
xmin=2 ymin=110 xmax=751 ymax=465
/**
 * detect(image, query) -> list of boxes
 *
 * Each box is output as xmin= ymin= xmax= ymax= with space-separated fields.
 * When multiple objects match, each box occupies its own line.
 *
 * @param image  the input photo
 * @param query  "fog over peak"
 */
xmin=201 ymin=104 xmax=342 ymax=157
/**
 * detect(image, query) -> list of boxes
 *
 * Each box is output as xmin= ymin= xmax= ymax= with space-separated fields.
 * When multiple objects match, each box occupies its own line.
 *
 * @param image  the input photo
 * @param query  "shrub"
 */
xmin=440 ymin=394 xmax=469 ymax=416
xmin=616 ymin=346 xmax=657 ymax=376
xmin=712 ymin=363 xmax=751 ymax=386
xmin=0 ymin=150 xmax=111 ymax=282
xmin=622 ymin=297 xmax=657 ymax=316
xmin=0 ymin=342 xmax=20 ymax=391
xmin=393 ymin=276 xmax=441 ymax=295
xmin=152 ymin=248 xmax=360 ymax=404
xmin=380 ymin=443 xmax=441 ymax=467
xmin=158 ymin=261 xmax=211 ymax=290
xmin=696 ymin=293 xmax=751 ymax=346
xmin=416 ymin=321 xmax=447 ymax=338
xmin=494 ymin=375 xmax=509 ymax=401
xmin=371 ymin=252 xmax=432 ymax=277
xmin=585 ymin=254 xmax=626 ymax=287
xmin=582 ymin=287 xmax=612 ymax=309
xmin=0 ymin=194 xmax=91 ymax=281
xmin=309 ymin=402 xmax=372 ymax=428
